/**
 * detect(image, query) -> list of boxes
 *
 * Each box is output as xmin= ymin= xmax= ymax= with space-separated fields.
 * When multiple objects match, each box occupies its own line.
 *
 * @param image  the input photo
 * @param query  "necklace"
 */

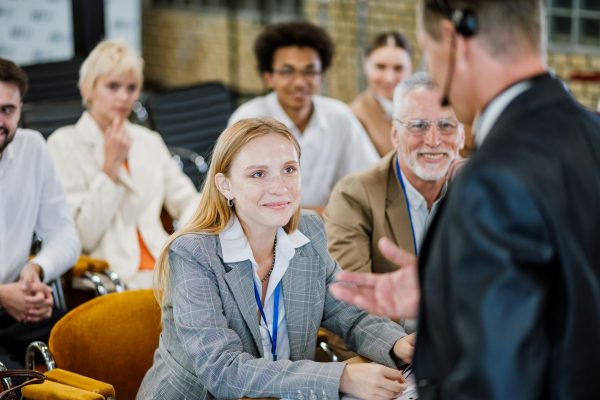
xmin=260 ymin=236 xmax=277 ymax=283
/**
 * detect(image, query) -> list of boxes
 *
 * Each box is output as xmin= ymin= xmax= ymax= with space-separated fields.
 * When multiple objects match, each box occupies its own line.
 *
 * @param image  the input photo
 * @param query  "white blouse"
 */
xmin=219 ymin=216 xmax=310 ymax=361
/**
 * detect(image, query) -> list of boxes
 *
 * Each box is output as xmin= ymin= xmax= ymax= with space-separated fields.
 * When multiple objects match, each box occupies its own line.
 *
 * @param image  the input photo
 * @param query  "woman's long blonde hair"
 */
xmin=155 ymin=117 xmax=302 ymax=306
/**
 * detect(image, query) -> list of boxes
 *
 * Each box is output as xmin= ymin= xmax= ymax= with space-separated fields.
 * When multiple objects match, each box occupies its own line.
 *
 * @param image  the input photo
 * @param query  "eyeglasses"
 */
xmin=272 ymin=67 xmax=322 ymax=80
xmin=394 ymin=118 xmax=459 ymax=136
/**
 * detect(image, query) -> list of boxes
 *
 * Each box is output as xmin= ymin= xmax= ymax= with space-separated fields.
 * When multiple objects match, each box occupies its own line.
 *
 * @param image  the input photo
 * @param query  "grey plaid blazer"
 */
xmin=137 ymin=211 xmax=406 ymax=400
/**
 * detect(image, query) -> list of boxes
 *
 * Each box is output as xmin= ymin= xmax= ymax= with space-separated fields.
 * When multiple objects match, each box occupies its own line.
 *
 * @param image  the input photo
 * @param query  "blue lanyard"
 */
xmin=395 ymin=157 xmax=418 ymax=256
xmin=252 ymin=280 xmax=281 ymax=361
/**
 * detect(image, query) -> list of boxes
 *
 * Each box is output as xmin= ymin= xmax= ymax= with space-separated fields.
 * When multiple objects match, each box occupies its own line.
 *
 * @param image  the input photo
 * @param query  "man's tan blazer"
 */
xmin=324 ymin=151 xmax=417 ymax=275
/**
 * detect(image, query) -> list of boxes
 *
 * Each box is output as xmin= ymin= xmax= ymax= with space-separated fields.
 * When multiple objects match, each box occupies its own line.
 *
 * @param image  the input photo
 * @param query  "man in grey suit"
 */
xmin=332 ymin=0 xmax=600 ymax=399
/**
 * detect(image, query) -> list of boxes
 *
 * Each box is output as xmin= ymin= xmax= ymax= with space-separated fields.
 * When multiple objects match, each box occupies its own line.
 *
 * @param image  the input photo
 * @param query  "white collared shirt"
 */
xmin=400 ymin=169 xmax=446 ymax=254
xmin=0 ymin=129 xmax=81 ymax=283
xmin=219 ymin=217 xmax=310 ymax=361
xmin=228 ymin=92 xmax=380 ymax=206
xmin=473 ymin=81 xmax=532 ymax=148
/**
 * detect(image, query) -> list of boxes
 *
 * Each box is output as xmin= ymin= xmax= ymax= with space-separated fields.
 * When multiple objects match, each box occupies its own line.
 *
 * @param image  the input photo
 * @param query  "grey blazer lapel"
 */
xmin=223 ymin=260 xmax=264 ymax=357
xmin=281 ymin=253 xmax=321 ymax=360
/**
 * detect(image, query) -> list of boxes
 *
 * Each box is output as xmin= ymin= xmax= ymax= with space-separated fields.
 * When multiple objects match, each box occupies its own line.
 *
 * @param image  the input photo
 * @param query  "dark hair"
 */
xmin=254 ymin=21 xmax=334 ymax=73
xmin=419 ymin=0 xmax=542 ymax=56
xmin=0 ymin=58 xmax=28 ymax=99
xmin=365 ymin=31 xmax=413 ymax=58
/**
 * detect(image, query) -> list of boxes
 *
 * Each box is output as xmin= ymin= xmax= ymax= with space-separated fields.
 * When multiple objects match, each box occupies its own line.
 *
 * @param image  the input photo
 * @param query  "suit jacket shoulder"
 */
xmin=415 ymin=74 xmax=600 ymax=400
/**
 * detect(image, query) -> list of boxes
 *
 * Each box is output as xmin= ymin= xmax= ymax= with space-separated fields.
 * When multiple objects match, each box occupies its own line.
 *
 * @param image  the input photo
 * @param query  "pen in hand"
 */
xmin=402 ymin=363 xmax=413 ymax=379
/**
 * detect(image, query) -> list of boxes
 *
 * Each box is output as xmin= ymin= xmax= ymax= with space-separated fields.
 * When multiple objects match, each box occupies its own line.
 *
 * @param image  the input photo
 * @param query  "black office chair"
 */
xmin=21 ymin=59 xmax=82 ymax=104
xmin=20 ymin=99 xmax=85 ymax=139
xmin=146 ymin=82 xmax=235 ymax=188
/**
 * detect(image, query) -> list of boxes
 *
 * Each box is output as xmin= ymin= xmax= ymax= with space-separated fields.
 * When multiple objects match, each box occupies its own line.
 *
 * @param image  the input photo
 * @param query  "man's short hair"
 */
xmin=419 ymin=0 xmax=543 ymax=57
xmin=254 ymin=21 xmax=334 ymax=73
xmin=0 ymin=58 xmax=28 ymax=100
xmin=392 ymin=71 xmax=436 ymax=120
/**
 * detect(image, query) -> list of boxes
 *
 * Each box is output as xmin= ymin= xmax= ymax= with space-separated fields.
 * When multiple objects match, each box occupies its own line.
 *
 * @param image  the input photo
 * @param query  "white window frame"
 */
xmin=151 ymin=0 xmax=302 ymax=21
xmin=547 ymin=0 xmax=600 ymax=54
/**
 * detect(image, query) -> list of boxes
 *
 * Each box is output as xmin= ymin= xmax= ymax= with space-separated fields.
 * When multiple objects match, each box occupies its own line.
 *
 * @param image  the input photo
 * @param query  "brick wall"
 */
xmin=142 ymin=1 xmax=600 ymax=110
xmin=549 ymin=51 xmax=600 ymax=110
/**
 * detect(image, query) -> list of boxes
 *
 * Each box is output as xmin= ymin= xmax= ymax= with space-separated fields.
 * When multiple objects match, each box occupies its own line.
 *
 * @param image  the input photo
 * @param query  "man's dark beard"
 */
xmin=0 ymin=126 xmax=14 ymax=158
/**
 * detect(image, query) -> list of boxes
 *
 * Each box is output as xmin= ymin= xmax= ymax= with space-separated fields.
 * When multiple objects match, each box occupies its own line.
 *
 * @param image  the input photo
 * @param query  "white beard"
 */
xmin=405 ymin=150 xmax=453 ymax=182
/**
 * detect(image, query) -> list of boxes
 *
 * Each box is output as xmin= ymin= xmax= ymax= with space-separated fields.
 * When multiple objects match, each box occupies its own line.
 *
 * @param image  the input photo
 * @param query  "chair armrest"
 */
xmin=72 ymin=256 xmax=110 ymax=276
xmin=45 ymin=369 xmax=115 ymax=398
xmin=21 ymin=379 xmax=107 ymax=400
xmin=71 ymin=256 xmax=124 ymax=294
xmin=169 ymin=146 xmax=209 ymax=174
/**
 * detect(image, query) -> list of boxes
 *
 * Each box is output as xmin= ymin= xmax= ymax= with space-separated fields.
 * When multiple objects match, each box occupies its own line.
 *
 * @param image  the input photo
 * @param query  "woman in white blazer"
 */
xmin=137 ymin=118 xmax=415 ymax=400
xmin=47 ymin=40 xmax=199 ymax=288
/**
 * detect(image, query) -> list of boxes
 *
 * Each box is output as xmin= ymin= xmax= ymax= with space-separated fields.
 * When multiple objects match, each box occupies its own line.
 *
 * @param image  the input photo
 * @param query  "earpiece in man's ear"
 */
xmin=452 ymin=8 xmax=478 ymax=37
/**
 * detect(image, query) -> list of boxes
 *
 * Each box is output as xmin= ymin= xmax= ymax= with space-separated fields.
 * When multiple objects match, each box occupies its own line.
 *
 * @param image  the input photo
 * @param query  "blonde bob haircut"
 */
xmin=78 ymin=39 xmax=144 ymax=107
xmin=155 ymin=117 xmax=302 ymax=306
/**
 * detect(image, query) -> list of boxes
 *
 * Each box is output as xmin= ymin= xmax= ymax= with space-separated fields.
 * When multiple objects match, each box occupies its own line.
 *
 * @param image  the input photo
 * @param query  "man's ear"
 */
xmin=215 ymin=172 xmax=232 ymax=199
xmin=441 ymin=18 xmax=471 ymax=70
xmin=439 ymin=18 xmax=456 ymax=45
xmin=390 ymin=124 xmax=400 ymax=148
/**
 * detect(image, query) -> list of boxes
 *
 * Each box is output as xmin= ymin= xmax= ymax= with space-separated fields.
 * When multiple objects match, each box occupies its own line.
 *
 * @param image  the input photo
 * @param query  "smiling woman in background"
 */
xmin=137 ymin=118 xmax=414 ymax=400
xmin=47 ymin=40 xmax=199 ymax=289
xmin=351 ymin=31 xmax=413 ymax=156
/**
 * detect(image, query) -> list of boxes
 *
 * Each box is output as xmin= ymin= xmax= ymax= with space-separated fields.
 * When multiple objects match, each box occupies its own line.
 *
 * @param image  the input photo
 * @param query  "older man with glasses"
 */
xmin=228 ymin=21 xmax=379 ymax=212
xmin=323 ymin=72 xmax=464 ymax=359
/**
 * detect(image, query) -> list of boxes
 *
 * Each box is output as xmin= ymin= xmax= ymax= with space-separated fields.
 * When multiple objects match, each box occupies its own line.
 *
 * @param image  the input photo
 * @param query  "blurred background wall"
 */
xmin=1 ymin=0 xmax=600 ymax=109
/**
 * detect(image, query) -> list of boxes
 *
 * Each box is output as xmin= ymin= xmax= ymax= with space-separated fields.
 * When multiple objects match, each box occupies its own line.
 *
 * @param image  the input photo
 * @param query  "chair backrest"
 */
xmin=21 ymin=99 xmax=84 ymax=139
xmin=146 ymin=82 xmax=235 ymax=187
xmin=48 ymin=290 xmax=161 ymax=400
xmin=21 ymin=59 xmax=82 ymax=104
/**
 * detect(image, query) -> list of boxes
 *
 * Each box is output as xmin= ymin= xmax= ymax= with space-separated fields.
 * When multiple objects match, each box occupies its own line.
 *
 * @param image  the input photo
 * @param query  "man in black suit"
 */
xmin=331 ymin=0 xmax=600 ymax=398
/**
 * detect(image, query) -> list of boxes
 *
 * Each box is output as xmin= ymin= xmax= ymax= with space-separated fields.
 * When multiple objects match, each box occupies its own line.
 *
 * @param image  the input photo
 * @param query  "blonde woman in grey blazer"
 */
xmin=137 ymin=118 xmax=414 ymax=400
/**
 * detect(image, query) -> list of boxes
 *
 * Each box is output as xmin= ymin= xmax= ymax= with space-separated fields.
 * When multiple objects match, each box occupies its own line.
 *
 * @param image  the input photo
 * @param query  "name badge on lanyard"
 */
xmin=253 ymin=280 xmax=281 ymax=361
xmin=396 ymin=157 xmax=418 ymax=256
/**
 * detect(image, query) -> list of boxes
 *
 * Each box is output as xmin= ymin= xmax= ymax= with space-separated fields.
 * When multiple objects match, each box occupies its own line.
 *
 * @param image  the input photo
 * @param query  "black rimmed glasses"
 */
xmin=272 ymin=67 xmax=322 ymax=80
xmin=394 ymin=118 xmax=459 ymax=136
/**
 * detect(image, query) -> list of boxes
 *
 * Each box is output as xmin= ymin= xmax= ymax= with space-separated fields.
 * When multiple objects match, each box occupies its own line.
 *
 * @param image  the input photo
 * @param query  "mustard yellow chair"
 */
xmin=26 ymin=290 xmax=161 ymax=400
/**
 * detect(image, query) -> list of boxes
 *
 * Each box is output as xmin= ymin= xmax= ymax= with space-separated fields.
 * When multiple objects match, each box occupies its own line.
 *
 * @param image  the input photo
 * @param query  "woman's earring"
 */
xmin=227 ymin=197 xmax=234 ymax=208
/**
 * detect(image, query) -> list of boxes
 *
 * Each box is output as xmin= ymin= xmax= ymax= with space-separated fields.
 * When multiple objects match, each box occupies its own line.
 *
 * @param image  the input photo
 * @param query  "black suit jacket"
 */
xmin=414 ymin=74 xmax=600 ymax=399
